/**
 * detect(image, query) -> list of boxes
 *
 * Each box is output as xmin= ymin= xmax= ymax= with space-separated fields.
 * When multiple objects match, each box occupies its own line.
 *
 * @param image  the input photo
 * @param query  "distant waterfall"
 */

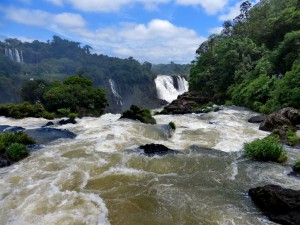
xmin=109 ymin=79 xmax=123 ymax=106
xmin=155 ymin=75 xmax=189 ymax=103
xmin=4 ymin=48 xmax=23 ymax=63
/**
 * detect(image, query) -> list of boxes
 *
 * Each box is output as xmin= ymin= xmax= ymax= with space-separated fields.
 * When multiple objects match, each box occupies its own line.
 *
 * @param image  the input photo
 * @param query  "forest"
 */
xmin=189 ymin=0 xmax=300 ymax=113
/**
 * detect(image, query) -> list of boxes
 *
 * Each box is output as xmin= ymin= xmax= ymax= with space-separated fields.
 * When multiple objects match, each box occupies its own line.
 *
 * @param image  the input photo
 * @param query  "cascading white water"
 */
xmin=15 ymin=49 xmax=21 ymax=63
xmin=155 ymin=75 xmax=189 ymax=103
xmin=109 ymin=79 xmax=123 ymax=106
xmin=4 ymin=48 xmax=23 ymax=63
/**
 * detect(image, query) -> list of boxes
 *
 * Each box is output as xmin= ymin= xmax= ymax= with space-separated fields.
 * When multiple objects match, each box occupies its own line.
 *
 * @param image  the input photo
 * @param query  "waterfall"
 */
xmin=155 ymin=75 xmax=189 ymax=103
xmin=109 ymin=79 xmax=123 ymax=106
xmin=4 ymin=48 xmax=23 ymax=63
xmin=15 ymin=49 xmax=21 ymax=63
xmin=20 ymin=50 xmax=24 ymax=63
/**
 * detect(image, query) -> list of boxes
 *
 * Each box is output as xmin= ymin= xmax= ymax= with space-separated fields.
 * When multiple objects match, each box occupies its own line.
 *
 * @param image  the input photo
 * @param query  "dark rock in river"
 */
xmin=161 ymin=91 xmax=212 ymax=114
xmin=0 ymin=155 xmax=11 ymax=168
xmin=24 ymin=128 xmax=76 ymax=145
xmin=139 ymin=144 xmax=177 ymax=156
xmin=248 ymin=115 xmax=267 ymax=123
xmin=42 ymin=122 xmax=54 ymax=127
xmin=249 ymin=184 xmax=300 ymax=225
xmin=260 ymin=107 xmax=300 ymax=132
xmin=58 ymin=118 xmax=77 ymax=125
xmin=0 ymin=125 xmax=25 ymax=133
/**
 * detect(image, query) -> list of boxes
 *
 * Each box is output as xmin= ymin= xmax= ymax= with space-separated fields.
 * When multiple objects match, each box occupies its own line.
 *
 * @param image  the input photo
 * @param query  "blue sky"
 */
xmin=0 ymin=0 xmax=258 ymax=63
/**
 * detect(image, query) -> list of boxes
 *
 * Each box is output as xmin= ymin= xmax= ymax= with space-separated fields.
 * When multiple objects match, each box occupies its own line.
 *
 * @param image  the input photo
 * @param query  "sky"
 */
xmin=0 ymin=0 xmax=258 ymax=64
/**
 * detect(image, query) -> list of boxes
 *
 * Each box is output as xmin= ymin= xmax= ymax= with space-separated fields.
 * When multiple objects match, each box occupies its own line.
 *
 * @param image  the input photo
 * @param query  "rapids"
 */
xmin=0 ymin=107 xmax=300 ymax=225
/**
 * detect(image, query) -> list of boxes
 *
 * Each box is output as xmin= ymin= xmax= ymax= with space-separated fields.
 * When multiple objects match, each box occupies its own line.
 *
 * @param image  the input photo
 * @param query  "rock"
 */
xmin=0 ymin=155 xmax=11 ymax=168
xmin=288 ymin=171 xmax=300 ymax=179
xmin=24 ymin=128 xmax=76 ymax=145
xmin=58 ymin=118 xmax=77 ymax=125
xmin=42 ymin=122 xmax=54 ymax=127
xmin=248 ymin=115 xmax=267 ymax=123
xmin=0 ymin=125 xmax=25 ymax=133
xmin=260 ymin=108 xmax=300 ymax=132
xmin=139 ymin=144 xmax=177 ymax=156
xmin=249 ymin=185 xmax=300 ymax=225
xmin=161 ymin=91 xmax=212 ymax=114
xmin=277 ymin=108 xmax=300 ymax=126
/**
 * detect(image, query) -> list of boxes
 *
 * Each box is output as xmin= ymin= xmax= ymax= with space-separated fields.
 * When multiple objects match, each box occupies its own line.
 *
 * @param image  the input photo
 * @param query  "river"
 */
xmin=0 ymin=107 xmax=299 ymax=225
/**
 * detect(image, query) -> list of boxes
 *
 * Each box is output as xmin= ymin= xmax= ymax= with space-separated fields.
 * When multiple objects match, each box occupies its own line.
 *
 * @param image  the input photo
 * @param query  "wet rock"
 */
xmin=288 ymin=171 xmax=300 ymax=179
xmin=24 ymin=128 xmax=76 ymax=145
xmin=58 ymin=118 xmax=77 ymax=125
xmin=260 ymin=108 xmax=300 ymax=132
xmin=161 ymin=91 xmax=212 ymax=114
xmin=42 ymin=122 xmax=54 ymax=127
xmin=248 ymin=115 xmax=267 ymax=123
xmin=0 ymin=125 xmax=25 ymax=133
xmin=249 ymin=185 xmax=300 ymax=225
xmin=0 ymin=155 xmax=11 ymax=168
xmin=139 ymin=144 xmax=177 ymax=156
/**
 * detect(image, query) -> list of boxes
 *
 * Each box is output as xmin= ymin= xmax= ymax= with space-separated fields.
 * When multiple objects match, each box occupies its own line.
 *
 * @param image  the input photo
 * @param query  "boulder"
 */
xmin=249 ymin=185 xmax=300 ymax=225
xmin=161 ymin=91 xmax=212 ymax=114
xmin=139 ymin=144 xmax=177 ymax=156
xmin=248 ymin=115 xmax=267 ymax=123
xmin=0 ymin=125 xmax=25 ymax=133
xmin=24 ymin=128 xmax=76 ymax=145
xmin=0 ymin=155 xmax=11 ymax=168
xmin=58 ymin=118 xmax=77 ymax=125
xmin=260 ymin=108 xmax=300 ymax=132
xmin=42 ymin=122 xmax=54 ymax=127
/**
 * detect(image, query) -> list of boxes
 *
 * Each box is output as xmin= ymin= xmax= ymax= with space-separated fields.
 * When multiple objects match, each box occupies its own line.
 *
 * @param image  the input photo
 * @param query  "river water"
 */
xmin=0 ymin=107 xmax=300 ymax=225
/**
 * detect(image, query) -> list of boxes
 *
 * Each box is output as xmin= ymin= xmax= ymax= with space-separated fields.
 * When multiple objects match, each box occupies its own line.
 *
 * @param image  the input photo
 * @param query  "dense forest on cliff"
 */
xmin=190 ymin=0 xmax=300 ymax=113
xmin=0 ymin=36 xmax=191 ymax=112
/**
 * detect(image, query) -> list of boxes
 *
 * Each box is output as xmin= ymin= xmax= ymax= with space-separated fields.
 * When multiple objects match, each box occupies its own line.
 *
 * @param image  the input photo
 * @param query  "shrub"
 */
xmin=0 ymin=132 xmax=35 ymax=148
xmin=293 ymin=159 xmax=300 ymax=172
xmin=6 ymin=143 xmax=29 ymax=162
xmin=68 ymin=113 xmax=77 ymax=119
xmin=286 ymin=130 xmax=300 ymax=147
xmin=244 ymin=136 xmax=287 ymax=163
xmin=57 ymin=108 xmax=70 ymax=117
xmin=169 ymin=121 xmax=176 ymax=130
xmin=121 ymin=105 xmax=156 ymax=124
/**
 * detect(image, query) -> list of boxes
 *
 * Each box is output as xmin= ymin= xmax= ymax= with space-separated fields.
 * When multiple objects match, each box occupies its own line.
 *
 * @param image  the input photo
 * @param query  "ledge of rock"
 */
xmin=139 ymin=144 xmax=178 ymax=156
xmin=260 ymin=107 xmax=300 ymax=132
xmin=248 ymin=115 xmax=267 ymax=123
xmin=249 ymin=184 xmax=300 ymax=225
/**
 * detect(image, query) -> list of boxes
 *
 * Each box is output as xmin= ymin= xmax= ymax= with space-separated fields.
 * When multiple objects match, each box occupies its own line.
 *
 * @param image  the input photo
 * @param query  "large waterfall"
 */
xmin=109 ymin=79 xmax=123 ymax=106
xmin=4 ymin=48 xmax=24 ymax=63
xmin=155 ymin=75 xmax=189 ymax=103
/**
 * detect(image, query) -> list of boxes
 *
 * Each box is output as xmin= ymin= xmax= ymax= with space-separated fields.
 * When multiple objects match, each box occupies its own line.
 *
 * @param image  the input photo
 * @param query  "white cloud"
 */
xmin=175 ymin=0 xmax=229 ymax=14
xmin=45 ymin=0 xmax=170 ymax=12
xmin=2 ymin=7 xmax=205 ymax=63
xmin=208 ymin=26 xmax=223 ymax=34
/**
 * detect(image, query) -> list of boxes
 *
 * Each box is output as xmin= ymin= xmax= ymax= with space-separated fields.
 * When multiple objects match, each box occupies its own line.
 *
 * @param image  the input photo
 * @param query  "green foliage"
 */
xmin=43 ymin=76 xmax=108 ymax=116
xmin=0 ymin=102 xmax=49 ymax=119
xmin=20 ymin=79 xmax=50 ymax=104
xmin=190 ymin=0 xmax=300 ymax=112
xmin=0 ymin=132 xmax=35 ymax=148
xmin=293 ymin=159 xmax=300 ymax=172
xmin=6 ymin=143 xmax=29 ymax=162
xmin=169 ymin=121 xmax=176 ymax=130
xmin=68 ymin=113 xmax=77 ymax=119
xmin=121 ymin=105 xmax=156 ymax=124
xmin=244 ymin=136 xmax=287 ymax=162
xmin=286 ymin=130 xmax=300 ymax=146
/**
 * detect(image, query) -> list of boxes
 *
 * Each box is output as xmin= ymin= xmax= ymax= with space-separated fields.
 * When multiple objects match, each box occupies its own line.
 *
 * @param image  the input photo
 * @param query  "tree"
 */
xmin=20 ymin=79 xmax=50 ymax=104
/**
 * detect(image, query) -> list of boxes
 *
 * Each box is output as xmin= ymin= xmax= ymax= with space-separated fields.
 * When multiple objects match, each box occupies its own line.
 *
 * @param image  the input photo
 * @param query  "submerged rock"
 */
xmin=248 ymin=115 xmax=267 ymax=123
xmin=139 ymin=144 xmax=177 ymax=156
xmin=249 ymin=185 xmax=300 ymax=225
xmin=24 ymin=128 xmax=76 ymax=145
xmin=42 ymin=122 xmax=54 ymax=127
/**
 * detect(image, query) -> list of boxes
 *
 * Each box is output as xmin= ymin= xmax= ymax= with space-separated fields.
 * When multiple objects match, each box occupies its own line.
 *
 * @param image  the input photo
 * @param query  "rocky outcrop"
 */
xmin=248 ymin=115 xmax=267 ymax=123
xmin=139 ymin=144 xmax=177 ymax=156
xmin=58 ymin=118 xmax=77 ymax=125
xmin=260 ymin=107 xmax=300 ymax=132
xmin=161 ymin=91 xmax=212 ymax=114
xmin=249 ymin=185 xmax=300 ymax=225
xmin=24 ymin=128 xmax=76 ymax=145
